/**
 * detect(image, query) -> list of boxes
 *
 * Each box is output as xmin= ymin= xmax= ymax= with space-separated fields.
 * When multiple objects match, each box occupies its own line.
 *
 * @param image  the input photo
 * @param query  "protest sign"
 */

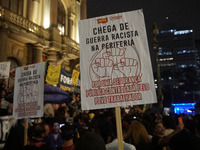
xmin=13 ymin=62 xmax=45 ymax=119
xmin=79 ymin=9 xmax=157 ymax=110
xmin=0 ymin=61 xmax=10 ymax=79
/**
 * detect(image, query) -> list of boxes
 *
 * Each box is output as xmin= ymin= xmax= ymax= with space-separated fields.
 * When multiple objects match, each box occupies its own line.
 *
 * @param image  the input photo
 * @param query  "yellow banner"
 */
xmin=72 ymin=69 xmax=80 ymax=85
xmin=45 ymin=64 xmax=61 ymax=85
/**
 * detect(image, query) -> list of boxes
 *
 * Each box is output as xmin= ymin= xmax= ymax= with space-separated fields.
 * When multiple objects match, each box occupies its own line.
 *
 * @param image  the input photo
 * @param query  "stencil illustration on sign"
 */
xmin=89 ymin=45 xmax=141 ymax=82
xmin=17 ymin=82 xmax=39 ymax=103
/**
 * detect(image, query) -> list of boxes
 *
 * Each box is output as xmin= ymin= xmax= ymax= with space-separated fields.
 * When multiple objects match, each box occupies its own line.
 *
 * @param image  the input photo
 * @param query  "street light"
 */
xmin=152 ymin=22 xmax=163 ymax=110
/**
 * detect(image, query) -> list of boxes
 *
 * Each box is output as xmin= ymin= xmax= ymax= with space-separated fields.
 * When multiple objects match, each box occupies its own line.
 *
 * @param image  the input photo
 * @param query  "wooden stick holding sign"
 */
xmin=115 ymin=107 xmax=124 ymax=150
xmin=24 ymin=118 xmax=28 ymax=146
xmin=79 ymin=9 xmax=157 ymax=150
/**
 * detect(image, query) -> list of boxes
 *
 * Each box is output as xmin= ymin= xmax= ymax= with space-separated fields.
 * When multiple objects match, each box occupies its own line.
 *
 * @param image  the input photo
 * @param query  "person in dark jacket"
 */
xmin=46 ymin=119 xmax=63 ymax=150
xmin=23 ymin=123 xmax=48 ymax=150
xmin=3 ymin=119 xmax=25 ymax=150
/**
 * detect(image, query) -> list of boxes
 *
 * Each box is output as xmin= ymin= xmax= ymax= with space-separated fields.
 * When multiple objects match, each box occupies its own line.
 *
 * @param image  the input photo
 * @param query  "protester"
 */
xmin=24 ymin=123 xmax=48 ymax=150
xmin=58 ymin=123 xmax=76 ymax=150
xmin=46 ymin=119 xmax=63 ymax=150
xmin=3 ymin=92 xmax=200 ymax=150
xmin=105 ymin=118 xmax=136 ymax=150
xmin=169 ymin=129 xmax=200 ymax=150
xmin=162 ymin=115 xmax=176 ymax=136
xmin=55 ymin=107 xmax=68 ymax=124
xmin=124 ymin=120 xmax=154 ymax=150
xmin=3 ymin=119 xmax=25 ymax=150
xmin=44 ymin=103 xmax=55 ymax=118
xmin=151 ymin=120 xmax=184 ymax=150
xmin=0 ymin=88 xmax=9 ymax=116
xmin=76 ymin=131 xmax=106 ymax=150
xmin=42 ymin=122 xmax=50 ymax=144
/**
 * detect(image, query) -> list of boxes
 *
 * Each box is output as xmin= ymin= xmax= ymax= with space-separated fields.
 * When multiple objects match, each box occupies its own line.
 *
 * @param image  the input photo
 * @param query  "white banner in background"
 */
xmin=13 ymin=62 xmax=45 ymax=119
xmin=79 ymin=9 xmax=157 ymax=110
xmin=0 ymin=61 xmax=11 ymax=79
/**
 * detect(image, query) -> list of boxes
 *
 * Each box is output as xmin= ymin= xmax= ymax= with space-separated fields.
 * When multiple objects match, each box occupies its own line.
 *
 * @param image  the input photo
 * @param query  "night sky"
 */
xmin=87 ymin=0 xmax=200 ymax=70
xmin=87 ymin=0 xmax=200 ymax=39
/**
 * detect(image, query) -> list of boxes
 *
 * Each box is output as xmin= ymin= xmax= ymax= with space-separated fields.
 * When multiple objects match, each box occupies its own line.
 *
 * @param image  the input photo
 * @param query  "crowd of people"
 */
xmin=1 ymin=92 xmax=200 ymax=150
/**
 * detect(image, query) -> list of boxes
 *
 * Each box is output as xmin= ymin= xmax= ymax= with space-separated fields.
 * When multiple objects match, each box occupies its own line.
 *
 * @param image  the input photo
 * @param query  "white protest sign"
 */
xmin=0 ymin=61 xmax=11 ymax=79
xmin=79 ymin=9 xmax=157 ymax=110
xmin=13 ymin=62 xmax=45 ymax=119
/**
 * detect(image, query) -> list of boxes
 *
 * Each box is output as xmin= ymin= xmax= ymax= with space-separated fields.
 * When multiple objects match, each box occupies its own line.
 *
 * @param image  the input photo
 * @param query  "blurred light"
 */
xmin=44 ymin=17 xmax=50 ymax=29
xmin=174 ymin=30 xmax=193 ymax=35
xmin=172 ymin=103 xmax=196 ymax=114
xmin=43 ymin=1 xmax=50 ymax=29
xmin=58 ymin=24 xmax=65 ymax=35
xmin=172 ymin=103 xmax=196 ymax=106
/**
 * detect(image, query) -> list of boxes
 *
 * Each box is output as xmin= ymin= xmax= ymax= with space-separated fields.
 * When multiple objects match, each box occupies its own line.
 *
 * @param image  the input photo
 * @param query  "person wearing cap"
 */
xmin=59 ymin=124 xmax=76 ymax=150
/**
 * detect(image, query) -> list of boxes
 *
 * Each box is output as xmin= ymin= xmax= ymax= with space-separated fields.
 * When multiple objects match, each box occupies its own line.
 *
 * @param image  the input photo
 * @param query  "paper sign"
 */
xmin=13 ymin=62 xmax=45 ymax=119
xmin=0 ymin=61 xmax=11 ymax=79
xmin=79 ymin=9 xmax=157 ymax=110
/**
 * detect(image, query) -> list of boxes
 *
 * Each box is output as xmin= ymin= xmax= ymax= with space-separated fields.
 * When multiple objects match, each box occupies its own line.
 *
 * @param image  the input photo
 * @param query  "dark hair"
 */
xmin=151 ymin=120 xmax=163 ymax=131
xmin=0 ymin=88 xmax=7 ymax=98
xmin=61 ymin=124 xmax=75 ymax=141
xmin=52 ymin=117 xmax=62 ymax=125
xmin=55 ymin=107 xmax=66 ymax=118
xmin=76 ymin=132 xmax=106 ymax=150
xmin=28 ymin=123 xmax=46 ymax=139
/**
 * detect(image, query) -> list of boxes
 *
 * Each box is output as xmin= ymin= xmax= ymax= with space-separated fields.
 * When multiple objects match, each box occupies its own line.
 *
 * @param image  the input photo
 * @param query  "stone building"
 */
xmin=0 ymin=0 xmax=86 ymax=89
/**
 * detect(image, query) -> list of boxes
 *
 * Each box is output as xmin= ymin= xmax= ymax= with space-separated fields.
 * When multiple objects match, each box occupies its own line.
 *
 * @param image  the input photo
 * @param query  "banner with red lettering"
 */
xmin=13 ymin=62 xmax=45 ymax=119
xmin=79 ymin=9 xmax=157 ymax=110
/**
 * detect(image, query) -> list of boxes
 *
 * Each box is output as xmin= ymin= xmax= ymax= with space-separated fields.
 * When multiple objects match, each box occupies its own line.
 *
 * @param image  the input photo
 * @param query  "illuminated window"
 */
xmin=159 ymin=51 xmax=172 ymax=56
xmin=180 ymin=64 xmax=187 ymax=68
xmin=174 ymin=30 xmax=193 ymax=35
xmin=57 ymin=0 xmax=66 ymax=35
xmin=159 ymin=29 xmax=176 ymax=34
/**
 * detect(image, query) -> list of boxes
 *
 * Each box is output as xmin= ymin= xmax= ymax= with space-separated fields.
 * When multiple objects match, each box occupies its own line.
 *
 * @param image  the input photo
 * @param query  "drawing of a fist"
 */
xmin=89 ymin=46 xmax=141 ymax=81
xmin=91 ymin=57 xmax=113 ymax=79
xmin=103 ymin=47 xmax=125 ymax=65
xmin=118 ymin=58 xmax=138 ymax=77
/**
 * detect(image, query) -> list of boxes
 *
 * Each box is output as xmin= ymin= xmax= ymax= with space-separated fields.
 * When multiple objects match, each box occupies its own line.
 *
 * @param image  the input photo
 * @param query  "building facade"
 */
xmin=157 ymin=27 xmax=199 ymax=106
xmin=0 ymin=0 xmax=86 ymax=90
